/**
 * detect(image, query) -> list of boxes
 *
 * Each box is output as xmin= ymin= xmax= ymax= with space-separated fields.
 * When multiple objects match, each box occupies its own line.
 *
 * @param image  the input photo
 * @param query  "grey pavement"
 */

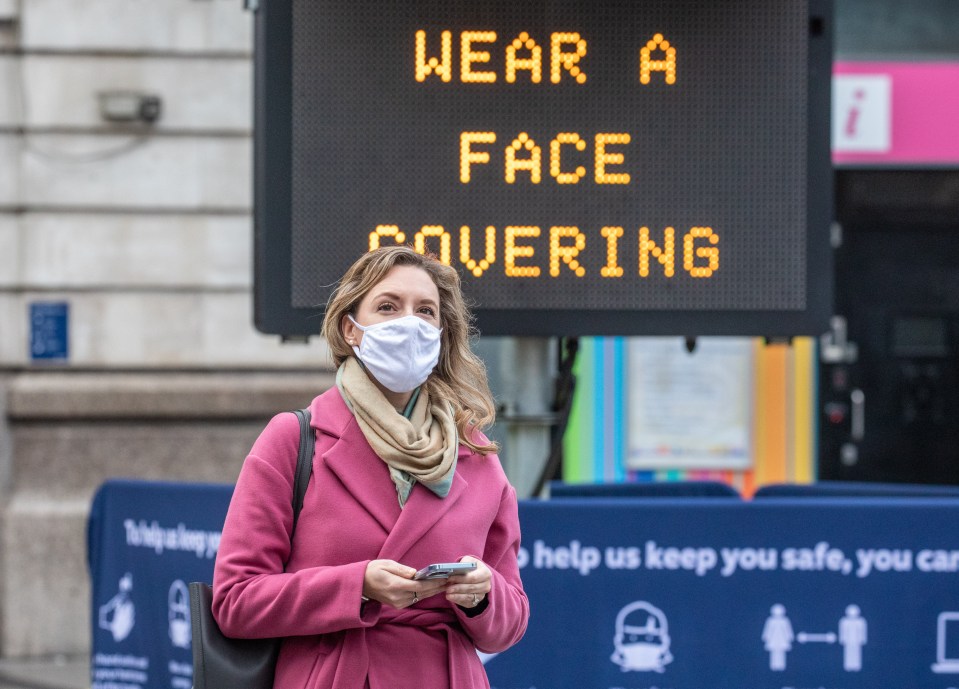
xmin=0 ymin=657 xmax=89 ymax=689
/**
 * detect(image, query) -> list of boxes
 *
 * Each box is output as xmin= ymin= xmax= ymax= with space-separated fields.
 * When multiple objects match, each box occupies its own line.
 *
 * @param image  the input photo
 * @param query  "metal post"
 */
xmin=475 ymin=337 xmax=556 ymax=498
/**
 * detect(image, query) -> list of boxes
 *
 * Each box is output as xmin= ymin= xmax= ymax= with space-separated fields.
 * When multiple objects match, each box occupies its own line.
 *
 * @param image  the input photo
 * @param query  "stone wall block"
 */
xmin=0 ymin=135 xmax=19 ymax=205
xmin=15 ymin=213 xmax=251 ymax=289
xmin=0 ymin=297 xmax=25 ymax=363
xmin=0 ymin=25 xmax=15 ymax=50
xmin=2 ymin=499 xmax=90 ymax=657
xmin=0 ymin=293 xmax=330 ymax=368
xmin=22 ymin=0 xmax=252 ymax=53
xmin=21 ymin=55 xmax=251 ymax=132
xmin=8 ymin=372 xmax=334 ymax=420
xmin=12 ymin=422 xmax=264 ymax=499
xmin=0 ymin=215 xmax=19 ymax=286
xmin=0 ymin=56 xmax=19 ymax=127
xmin=7 ymin=372 xmax=335 ymax=501
xmin=0 ymin=0 xmax=17 ymax=21
xmin=22 ymin=135 xmax=251 ymax=210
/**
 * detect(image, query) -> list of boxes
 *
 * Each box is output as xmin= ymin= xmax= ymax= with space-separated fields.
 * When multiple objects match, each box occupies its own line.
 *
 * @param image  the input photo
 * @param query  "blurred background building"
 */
xmin=0 ymin=0 xmax=330 ymax=659
xmin=0 ymin=0 xmax=957 ymax=665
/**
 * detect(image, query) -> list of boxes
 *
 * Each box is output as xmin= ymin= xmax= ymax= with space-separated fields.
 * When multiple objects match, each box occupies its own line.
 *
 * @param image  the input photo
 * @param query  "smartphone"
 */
xmin=413 ymin=562 xmax=477 ymax=580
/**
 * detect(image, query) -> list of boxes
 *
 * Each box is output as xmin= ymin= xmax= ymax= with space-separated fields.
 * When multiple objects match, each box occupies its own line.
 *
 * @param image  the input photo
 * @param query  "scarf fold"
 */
xmin=337 ymin=356 xmax=458 ymax=507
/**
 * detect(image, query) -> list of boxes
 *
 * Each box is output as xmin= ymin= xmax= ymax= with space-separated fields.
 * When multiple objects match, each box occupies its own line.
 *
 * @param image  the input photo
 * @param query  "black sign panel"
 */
xmin=254 ymin=0 xmax=833 ymax=337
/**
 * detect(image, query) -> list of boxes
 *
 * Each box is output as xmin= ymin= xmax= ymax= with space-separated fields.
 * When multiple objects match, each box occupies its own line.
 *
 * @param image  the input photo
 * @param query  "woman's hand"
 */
xmin=445 ymin=555 xmax=491 ymax=609
xmin=362 ymin=559 xmax=448 ymax=609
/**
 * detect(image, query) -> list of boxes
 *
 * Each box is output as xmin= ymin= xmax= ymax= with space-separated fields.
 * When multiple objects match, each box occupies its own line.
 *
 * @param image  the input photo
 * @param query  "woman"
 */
xmin=212 ymin=246 xmax=529 ymax=688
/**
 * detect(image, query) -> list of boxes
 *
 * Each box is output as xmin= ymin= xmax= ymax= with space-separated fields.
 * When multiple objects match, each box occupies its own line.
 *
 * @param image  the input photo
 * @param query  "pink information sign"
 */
xmin=833 ymin=62 xmax=959 ymax=164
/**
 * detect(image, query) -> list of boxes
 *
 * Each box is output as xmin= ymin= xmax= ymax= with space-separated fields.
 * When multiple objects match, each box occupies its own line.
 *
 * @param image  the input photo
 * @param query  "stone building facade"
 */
xmin=0 ymin=0 xmax=334 ymax=658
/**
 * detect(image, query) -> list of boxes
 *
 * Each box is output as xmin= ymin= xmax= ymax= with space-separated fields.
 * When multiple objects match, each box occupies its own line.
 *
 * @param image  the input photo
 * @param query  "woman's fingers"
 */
xmin=446 ymin=556 xmax=491 ymax=607
xmin=363 ymin=560 xmax=450 ymax=609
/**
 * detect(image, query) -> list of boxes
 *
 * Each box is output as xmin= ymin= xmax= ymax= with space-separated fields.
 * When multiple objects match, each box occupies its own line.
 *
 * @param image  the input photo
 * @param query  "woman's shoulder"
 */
xmin=458 ymin=431 xmax=509 ymax=481
xmin=248 ymin=387 xmax=347 ymax=462
xmin=248 ymin=409 xmax=302 ymax=466
xmin=307 ymin=386 xmax=354 ymax=436
xmin=458 ymin=427 xmax=494 ymax=456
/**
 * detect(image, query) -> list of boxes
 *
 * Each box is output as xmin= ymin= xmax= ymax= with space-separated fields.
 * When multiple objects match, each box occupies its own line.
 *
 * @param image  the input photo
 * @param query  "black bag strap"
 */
xmin=290 ymin=408 xmax=315 ymax=539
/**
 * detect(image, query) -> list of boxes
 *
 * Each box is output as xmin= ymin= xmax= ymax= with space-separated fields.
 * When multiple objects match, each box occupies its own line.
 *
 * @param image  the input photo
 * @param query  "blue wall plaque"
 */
xmin=30 ymin=301 xmax=69 ymax=361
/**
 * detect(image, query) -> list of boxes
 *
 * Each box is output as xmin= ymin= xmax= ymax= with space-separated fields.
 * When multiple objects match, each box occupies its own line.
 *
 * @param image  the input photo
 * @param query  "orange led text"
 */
xmin=369 ymin=224 xmax=718 ymax=278
xmin=460 ymin=131 xmax=630 ymax=185
xmin=416 ymin=30 xmax=588 ymax=84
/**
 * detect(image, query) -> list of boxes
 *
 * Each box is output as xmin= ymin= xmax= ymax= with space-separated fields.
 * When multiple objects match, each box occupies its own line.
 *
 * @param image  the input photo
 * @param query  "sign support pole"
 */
xmin=477 ymin=337 xmax=556 ymax=497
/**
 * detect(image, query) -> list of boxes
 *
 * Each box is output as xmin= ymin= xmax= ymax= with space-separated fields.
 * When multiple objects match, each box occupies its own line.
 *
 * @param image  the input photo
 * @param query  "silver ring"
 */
xmin=412 ymin=591 xmax=418 ymax=604
xmin=471 ymin=593 xmax=478 ymax=606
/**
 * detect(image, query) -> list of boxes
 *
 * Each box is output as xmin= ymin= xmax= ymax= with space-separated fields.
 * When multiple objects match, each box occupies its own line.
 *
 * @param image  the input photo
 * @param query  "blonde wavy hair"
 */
xmin=322 ymin=246 xmax=498 ymax=455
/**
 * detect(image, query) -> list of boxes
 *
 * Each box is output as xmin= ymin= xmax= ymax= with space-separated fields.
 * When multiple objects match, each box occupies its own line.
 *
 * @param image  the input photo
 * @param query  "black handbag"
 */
xmin=189 ymin=408 xmax=315 ymax=689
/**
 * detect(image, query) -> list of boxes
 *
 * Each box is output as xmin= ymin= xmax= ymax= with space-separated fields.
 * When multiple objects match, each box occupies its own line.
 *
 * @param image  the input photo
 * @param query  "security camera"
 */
xmin=98 ymin=91 xmax=163 ymax=124
xmin=137 ymin=96 xmax=162 ymax=123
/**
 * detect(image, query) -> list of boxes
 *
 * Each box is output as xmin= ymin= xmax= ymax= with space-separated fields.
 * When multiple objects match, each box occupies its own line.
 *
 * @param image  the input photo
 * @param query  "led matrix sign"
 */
xmin=254 ymin=0 xmax=833 ymax=337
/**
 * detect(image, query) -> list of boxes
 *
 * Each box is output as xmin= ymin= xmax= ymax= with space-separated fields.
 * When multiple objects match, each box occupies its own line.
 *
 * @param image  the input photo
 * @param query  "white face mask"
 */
xmin=348 ymin=315 xmax=442 ymax=393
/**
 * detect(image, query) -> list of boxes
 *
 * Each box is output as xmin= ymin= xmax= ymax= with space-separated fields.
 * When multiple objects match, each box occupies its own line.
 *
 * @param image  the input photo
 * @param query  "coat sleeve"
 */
xmin=453 ymin=480 xmax=529 ymax=653
xmin=211 ymin=413 xmax=381 ymax=638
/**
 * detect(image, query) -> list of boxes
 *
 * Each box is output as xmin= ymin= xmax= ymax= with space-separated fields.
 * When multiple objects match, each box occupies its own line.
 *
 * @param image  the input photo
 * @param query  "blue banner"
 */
xmin=88 ymin=481 xmax=232 ymax=689
xmin=484 ymin=498 xmax=959 ymax=689
xmin=88 ymin=482 xmax=959 ymax=689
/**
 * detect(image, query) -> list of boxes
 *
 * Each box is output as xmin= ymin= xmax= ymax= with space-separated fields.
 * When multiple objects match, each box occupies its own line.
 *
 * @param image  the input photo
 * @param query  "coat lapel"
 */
xmin=377 ymin=468 xmax=468 ymax=563
xmin=318 ymin=403 xmax=402 ymax=534
xmin=311 ymin=387 xmax=475 ymax=560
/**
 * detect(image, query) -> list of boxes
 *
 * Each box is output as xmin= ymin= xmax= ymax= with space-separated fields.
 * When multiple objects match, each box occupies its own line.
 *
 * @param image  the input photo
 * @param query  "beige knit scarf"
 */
xmin=337 ymin=356 xmax=458 ymax=507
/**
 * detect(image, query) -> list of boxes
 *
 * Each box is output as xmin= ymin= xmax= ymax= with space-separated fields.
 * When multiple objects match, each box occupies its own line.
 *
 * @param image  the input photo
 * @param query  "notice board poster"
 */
xmin=626 ymin=337 xmax=754 ymax=470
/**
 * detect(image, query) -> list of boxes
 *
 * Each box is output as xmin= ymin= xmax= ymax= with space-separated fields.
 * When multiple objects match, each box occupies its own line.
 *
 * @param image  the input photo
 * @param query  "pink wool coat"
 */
xmin=212 ymin=387 xmax=529 ymax=689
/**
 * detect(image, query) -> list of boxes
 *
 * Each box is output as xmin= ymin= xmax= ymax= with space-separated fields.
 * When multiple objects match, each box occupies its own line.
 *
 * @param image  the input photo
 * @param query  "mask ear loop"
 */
xmin=346 ymin=314 xmax=364 ymax=348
